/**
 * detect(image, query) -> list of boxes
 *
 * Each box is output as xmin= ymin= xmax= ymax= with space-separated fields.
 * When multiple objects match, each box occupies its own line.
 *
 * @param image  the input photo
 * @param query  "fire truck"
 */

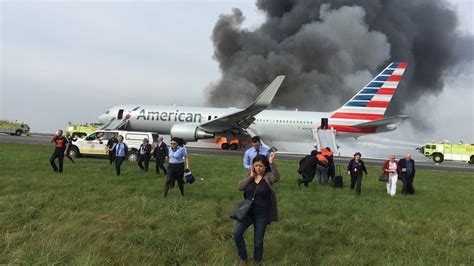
xmin=0 ymin=120 xmax=30 ymax=136
xmin=418 ymin=142 xmax=474 ymax=164
xmin=65 ymin=123 xmax=102 ymax=139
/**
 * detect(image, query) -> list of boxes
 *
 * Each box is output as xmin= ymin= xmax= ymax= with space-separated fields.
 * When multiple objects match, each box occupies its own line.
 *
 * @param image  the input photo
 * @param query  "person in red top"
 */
xmin=50 ymin=130 xmax=69 ymax=173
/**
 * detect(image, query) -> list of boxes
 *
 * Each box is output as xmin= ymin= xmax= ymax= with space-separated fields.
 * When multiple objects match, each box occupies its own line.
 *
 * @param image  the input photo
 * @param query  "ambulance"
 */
xmin=418 ymin=142 xmax=474 ymax=164
xmin=69 ymin=130 xmax=159 ymax=162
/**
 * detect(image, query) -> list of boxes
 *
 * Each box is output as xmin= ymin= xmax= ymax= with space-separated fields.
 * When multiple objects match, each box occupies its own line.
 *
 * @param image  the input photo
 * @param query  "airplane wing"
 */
xmin=352 ymin=115 xmax=410 ymax=128
xmin=198 ymin=76 xmax=285 ymax=133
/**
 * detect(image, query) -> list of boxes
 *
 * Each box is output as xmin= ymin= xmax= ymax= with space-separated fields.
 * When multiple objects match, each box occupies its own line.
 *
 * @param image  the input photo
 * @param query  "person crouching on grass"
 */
xmin=234 ymin=152 xmax=279 ymax=265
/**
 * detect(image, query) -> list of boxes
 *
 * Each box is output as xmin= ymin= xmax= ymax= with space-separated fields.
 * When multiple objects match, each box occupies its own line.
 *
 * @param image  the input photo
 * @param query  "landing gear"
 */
xmin=221 ymin=143 xmax=230 ymax=150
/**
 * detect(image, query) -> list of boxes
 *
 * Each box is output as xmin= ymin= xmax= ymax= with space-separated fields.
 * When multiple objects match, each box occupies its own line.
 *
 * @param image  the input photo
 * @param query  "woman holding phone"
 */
xmin=383 ymin=155 xmax=400 ymax=196
xmin=233 ymin=152 xmax=279 ymax=265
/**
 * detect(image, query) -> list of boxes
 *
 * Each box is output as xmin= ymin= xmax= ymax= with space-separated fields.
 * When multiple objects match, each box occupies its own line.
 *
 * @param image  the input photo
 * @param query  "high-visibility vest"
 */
xmin=317 ymin=154 xmax=328 ymax=165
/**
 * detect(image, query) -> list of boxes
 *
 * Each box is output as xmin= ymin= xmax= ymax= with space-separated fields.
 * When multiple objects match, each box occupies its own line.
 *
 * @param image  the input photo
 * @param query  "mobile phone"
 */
xmin=270 ymin=147 xmax=278 ymax=152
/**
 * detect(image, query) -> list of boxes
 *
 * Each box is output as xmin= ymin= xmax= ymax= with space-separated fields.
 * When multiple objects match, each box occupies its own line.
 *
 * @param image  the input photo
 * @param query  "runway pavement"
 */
xmin=1 ymin=134 xmax=473 ymax=173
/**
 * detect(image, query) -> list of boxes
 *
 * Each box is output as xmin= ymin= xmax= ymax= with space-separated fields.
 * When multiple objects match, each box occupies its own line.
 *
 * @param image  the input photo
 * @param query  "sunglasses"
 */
xmin=170 ymin=142 xmax=177 ymax=145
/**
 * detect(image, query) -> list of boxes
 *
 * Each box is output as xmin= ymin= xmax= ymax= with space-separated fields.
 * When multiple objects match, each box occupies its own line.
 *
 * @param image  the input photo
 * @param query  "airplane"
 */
xmin=98 ymin=62 xmax=409 ymax=151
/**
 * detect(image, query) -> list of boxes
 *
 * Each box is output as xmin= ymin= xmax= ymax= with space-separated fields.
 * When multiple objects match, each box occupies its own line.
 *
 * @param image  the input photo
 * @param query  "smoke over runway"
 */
xmin=207 ymin=0 xmax=473 ymax=122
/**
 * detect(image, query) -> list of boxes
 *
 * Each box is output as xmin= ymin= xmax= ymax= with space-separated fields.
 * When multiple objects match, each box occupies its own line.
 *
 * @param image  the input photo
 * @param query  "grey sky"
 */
xmin=1 ymin=0 xmax=472 ymax=144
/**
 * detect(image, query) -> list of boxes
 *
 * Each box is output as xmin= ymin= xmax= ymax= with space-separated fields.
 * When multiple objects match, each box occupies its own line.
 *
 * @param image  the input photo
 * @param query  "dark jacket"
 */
xmin=139 ymin=143 xmax=152 ymax=156
xmin=347 ymin=159 xmax=368 ymax=175
xmin=398 ymin=158 xmax=416 ymax=177
xmin=382 ymin=160 xmax=401 ymax=176
xmin=153 ymin=142 xmax=168 ymax=158
xmin=298 ymin=155 xmax=326 ymax=177
xmin=238 ymin=164 xmax=280 ymax=224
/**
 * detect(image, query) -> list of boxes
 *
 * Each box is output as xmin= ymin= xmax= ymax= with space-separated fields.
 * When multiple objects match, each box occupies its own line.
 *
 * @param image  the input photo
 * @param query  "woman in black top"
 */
xmin=234 ymin=153 xmax=280 ymax=265
xmin=347 ymin=152 xmax=368 ymax=195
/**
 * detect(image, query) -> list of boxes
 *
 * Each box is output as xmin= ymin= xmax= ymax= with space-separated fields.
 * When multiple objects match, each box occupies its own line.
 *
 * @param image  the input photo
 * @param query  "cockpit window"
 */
xmin=105 ymin=110 xmax=110 ymax=114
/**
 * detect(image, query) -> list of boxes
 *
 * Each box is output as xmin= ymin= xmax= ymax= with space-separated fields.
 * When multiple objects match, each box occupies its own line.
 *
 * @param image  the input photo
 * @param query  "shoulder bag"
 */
xmin=230 ymin=182 xmax=259 ymax=222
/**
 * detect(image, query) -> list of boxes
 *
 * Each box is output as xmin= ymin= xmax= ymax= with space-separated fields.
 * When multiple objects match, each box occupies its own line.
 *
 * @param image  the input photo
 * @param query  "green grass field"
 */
xmin=0 ymin=142 xmax=473 ymax=265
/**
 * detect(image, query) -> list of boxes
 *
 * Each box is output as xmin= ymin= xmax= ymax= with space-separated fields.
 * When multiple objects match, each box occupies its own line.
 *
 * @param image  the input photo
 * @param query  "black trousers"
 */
xmin=155 ymin=156 xmax=167 ymax=174
xmin=350 ymin=172 xmax=363 ymax=195
xmin=115 ymin=156 xmax=126 ymax=176
xmin=137 ymin=154 xmax=150 ymax=171
xmin=301 ymin=173 xmax=314 ymax=187
xmin=50 ymin=150 xmax=64 ymax=172
xmin=402 ymin=175 xmax=415 ymax=194
xmin=108 ymin=151 xmax=115 ymax=165
xmin=164 ymin=163 xmax=184 ymax=197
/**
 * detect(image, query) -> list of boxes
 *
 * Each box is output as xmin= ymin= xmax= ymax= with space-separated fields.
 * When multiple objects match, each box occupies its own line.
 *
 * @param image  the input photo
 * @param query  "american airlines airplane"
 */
xmin=98 ymin=62 xmax=409 ymax=151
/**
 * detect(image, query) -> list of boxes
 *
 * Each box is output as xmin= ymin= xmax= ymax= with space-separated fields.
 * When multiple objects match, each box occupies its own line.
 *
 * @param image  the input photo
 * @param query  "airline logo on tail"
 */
xmin=329 ymin=62 xmax=408 ymax=134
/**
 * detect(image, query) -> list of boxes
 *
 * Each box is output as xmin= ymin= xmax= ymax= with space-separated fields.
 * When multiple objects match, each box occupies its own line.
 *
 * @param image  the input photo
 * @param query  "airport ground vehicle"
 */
xmin=418 ymin=142 xmax=474 ymax=164
xmin=65 ymin=123 xmax=102 ymax=139
xmin=69 ymin=130 xmax=159 ymax=161
xmin=0 ymin=120 xmax=30 ymax=136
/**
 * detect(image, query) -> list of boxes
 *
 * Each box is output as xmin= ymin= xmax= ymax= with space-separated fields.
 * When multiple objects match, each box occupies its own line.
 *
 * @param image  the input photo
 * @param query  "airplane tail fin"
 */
xmin=330 ymin=62 xmax=407 ymax=125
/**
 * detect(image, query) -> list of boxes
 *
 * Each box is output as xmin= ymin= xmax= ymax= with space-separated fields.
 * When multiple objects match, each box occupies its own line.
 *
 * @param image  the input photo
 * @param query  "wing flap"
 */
xmin=199 ymin=75 xmax=285 ymax=133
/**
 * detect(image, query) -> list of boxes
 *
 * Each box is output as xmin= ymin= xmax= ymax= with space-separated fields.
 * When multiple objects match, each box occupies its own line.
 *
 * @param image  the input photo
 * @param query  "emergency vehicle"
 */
xmin=0 ymin=120 xmax=30 ymax=136
xmin=418 ymin=142 xmax=474 ymax=164
xmin=69 ymin=130 xmax=159 ymax=162
xmin=65 ymin=123 xmax=102 ymax=139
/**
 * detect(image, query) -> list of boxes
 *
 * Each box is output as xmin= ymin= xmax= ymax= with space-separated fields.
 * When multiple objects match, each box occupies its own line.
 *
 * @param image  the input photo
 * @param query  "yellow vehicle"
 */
xmin=0 ymin=120 xmax=30 ymax=136
xmin=65 ymin=123 xmax=102 ymax=139
xmin=418 ymin=142 xmax=474 ymax=164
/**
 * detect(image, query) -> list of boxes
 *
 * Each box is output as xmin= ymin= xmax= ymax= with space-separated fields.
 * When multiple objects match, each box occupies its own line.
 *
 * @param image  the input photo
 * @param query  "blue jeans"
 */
xmin=233 ymin=215 xmax=268 ymax=262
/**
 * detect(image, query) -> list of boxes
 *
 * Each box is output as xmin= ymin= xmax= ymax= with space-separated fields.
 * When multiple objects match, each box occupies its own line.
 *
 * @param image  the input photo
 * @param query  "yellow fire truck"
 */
xmin=418 ymin=142 xmax=474 ymax=164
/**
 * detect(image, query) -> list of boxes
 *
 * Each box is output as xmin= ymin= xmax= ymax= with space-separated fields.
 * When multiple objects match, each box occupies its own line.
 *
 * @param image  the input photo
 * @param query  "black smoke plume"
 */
xmin=207 ymin=0 xmax=473 ymax=118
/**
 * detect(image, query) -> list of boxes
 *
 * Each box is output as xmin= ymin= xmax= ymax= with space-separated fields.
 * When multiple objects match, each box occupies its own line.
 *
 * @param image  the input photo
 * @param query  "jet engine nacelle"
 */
xmin=170 ymin=123 xmax=215 ymax=142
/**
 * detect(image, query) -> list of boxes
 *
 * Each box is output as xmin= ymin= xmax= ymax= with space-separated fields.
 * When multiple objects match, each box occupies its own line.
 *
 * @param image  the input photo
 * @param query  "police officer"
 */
xmin=153 ymin=136 xmax=168 ymax=175
xmin=50 ymin=130 xmax=69 ymax=173
xmin=110 ymin=135 xmax=128 ymax=176
xmin=106 ymin=134 xmax=118 ymax=165
xmin=137 ymin=138 xmax=152 ymax=172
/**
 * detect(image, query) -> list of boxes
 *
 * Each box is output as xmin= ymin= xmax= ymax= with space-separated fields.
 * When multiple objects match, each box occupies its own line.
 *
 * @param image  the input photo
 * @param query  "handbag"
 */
xmin=184 ymin=168 xmax=195 ymax=184
xmin=229 ymin=183 xmax=259 ymax=221
xmin=378 ymin=173 xmax=389 ymax=182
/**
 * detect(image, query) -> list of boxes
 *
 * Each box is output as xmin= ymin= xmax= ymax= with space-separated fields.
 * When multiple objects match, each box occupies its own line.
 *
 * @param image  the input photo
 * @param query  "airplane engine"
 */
xmin=170 ymin=123 xmax=214 ymax=142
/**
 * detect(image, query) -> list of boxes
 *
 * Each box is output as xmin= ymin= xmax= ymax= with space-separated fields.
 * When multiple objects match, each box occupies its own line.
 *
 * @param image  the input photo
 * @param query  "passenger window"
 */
xmin=86 ymin=133 xmax=99 ymax=141
xmin=208 ymin=116 xmax=211 ymax=120
xmin=431 ymin=145 xmax=436 ymax=149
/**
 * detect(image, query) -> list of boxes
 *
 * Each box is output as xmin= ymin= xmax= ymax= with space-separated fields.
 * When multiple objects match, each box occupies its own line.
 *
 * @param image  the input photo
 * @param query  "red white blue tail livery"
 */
xmin=328 ymin=62 xmax=409 ymax=135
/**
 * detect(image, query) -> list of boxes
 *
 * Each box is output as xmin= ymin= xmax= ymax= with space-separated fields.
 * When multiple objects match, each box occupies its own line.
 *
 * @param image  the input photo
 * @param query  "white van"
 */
xmin=69 ymin=130 xmax=159 ymax=161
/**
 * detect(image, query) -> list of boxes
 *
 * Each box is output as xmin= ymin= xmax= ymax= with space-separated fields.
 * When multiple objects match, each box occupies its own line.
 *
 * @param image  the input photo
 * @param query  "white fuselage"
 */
xmin=98 ymin=105 xmax=391 ymax=144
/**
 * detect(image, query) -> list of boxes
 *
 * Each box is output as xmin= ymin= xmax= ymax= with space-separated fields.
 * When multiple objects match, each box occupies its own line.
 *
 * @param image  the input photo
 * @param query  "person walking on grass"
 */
xmin=137 ymin=138 xmax=152 ymax=172
xmin=110 ymin=135 xmax=128 ymax=176
xmin=234 ymin=152 xmax=279 ymax=265
xmin=49 ymin=130 xmax=69 ymax=173
xmin=243 ymin=136 xmax=270 ymax=170
xmin=347 ymin=152 xmax=368 ymax=195
xmin=164 ymin=137 xmax=187 ymax=197
xmin=106 ymin=134 xmax=118 ymax=165
xmin=153 ymin=136 xmax=168 ymax=175
xmin=399 ymin=154 xmax=416 ymax=195
xmin=383 ymin=155 xmax=400 ymax=196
